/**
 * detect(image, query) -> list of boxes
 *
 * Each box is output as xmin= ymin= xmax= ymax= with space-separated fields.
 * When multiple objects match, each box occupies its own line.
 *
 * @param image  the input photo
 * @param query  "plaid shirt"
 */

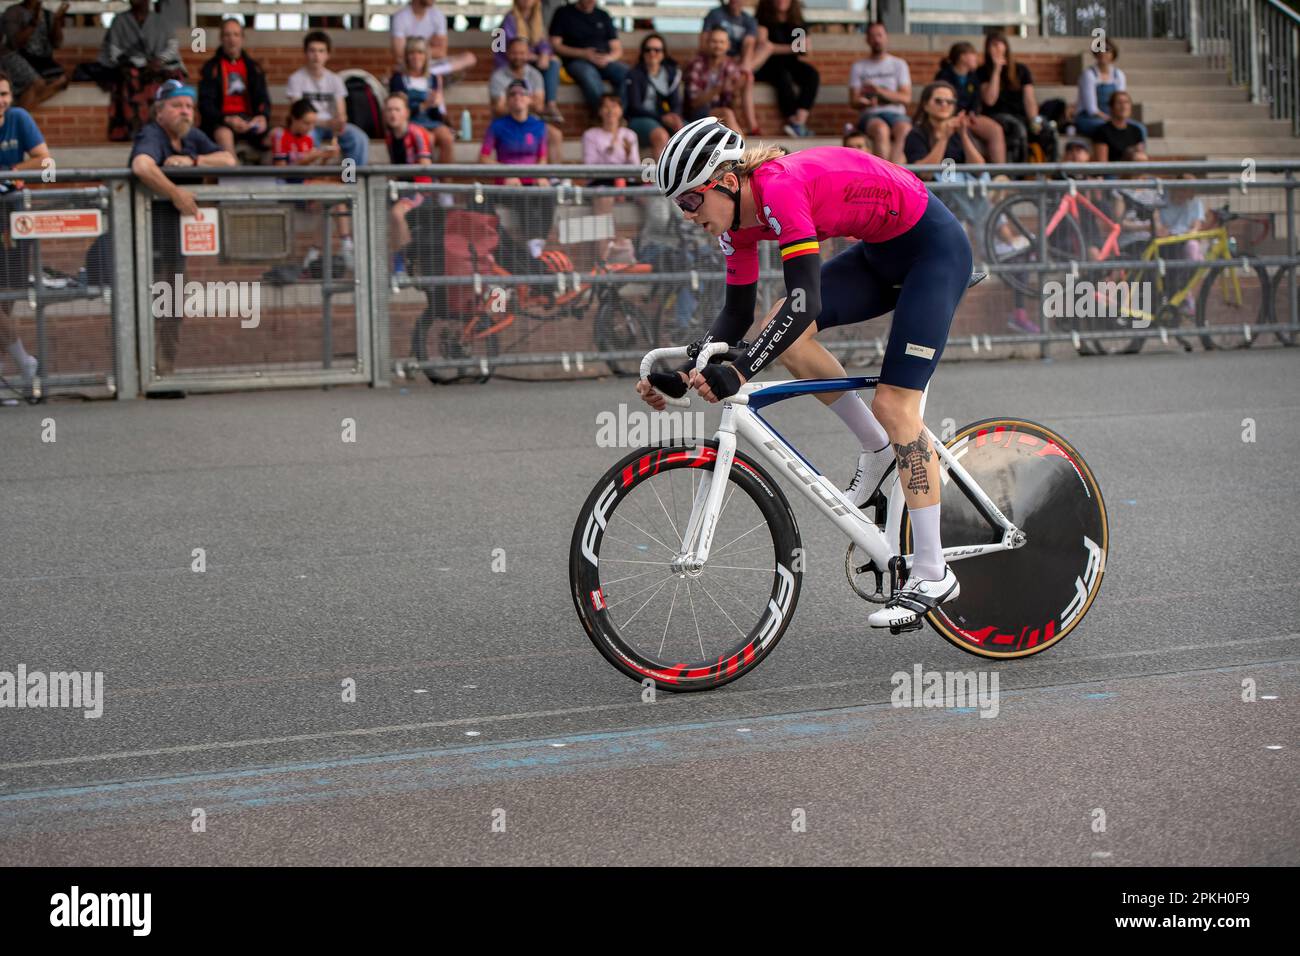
xmin=686 ymin=54 xmax=741 ymax=111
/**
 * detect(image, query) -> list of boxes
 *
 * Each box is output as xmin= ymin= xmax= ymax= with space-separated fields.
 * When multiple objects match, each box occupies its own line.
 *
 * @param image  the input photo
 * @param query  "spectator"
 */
xmin=489 ymin=37 xmax=563 ymax=163
xmin=1061 ymin=137 xmax=1091 ymax=165
xmin=841 ymin=129 xmax=869 ymax=151
xmin=1090 ymin=90 xmax=1145 ymax=164
xmin=904 ymin=81 xmax=989 ymax=231
xmin=700 ymin=0 xmax=761 ymax=134
xmin=549 ymin=0 xmax=629 ymax=118
xmin=271 ymin=98 xmax=336 ymax=172
xmin=128 ymin=80 xmax=235 ymax=385
xmin=97 ymin=0 xmax=185 ymax=141
xmin=383 ymin=93 xmax=434 ymax=253
xmin=1074 ymin=39 xmax=1147 ymax=142
xmin=685 ymin=28 xmax=743 ymax=134
xmin=581 ymin=92 xmax=637 ymax=214
xmin=390 ymin=35 xmax=456 ymax=164
xmin=976 ymin=33 xmax=1049 ymax=164
xmin=622 ymin=33 xmax=683 ymax=158
xmin=934 ymin=40 xmax=1005 ymax=164
xmin=848 ymin=21 xmax=911 ymax=163
xmin=391 ymin=0 xmax=475 ymax=70
xmin=197 ymin=18 xmax=270 ymax=158
xmin=480 ymin=79 xmax=555 ymax=259
xmin=3 ymin=0 xmax=69 ymax=89
xmin=496 ymin=0 xmax=563 ymax=124
xmin=754 ymin=0 xmax=818 ymax=137
xmin=1155 ymin=174 xmax=1206 ymax=317
xmin=0 ymin=68 xmax=48 ymax=396
xmin=285 ymin=31 xmax=369 ymax=167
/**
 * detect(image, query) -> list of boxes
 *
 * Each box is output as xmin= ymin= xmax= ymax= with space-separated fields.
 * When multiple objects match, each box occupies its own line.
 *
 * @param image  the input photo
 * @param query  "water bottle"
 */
xmin=459 ymin=109 xmax=472 ymax=142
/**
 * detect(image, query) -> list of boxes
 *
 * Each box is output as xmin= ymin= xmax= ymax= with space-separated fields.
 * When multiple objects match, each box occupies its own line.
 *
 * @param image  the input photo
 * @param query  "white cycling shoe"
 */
xmin=846 ymin=445 xmax=893 ymax=508
xmin=868 ymin=565 xmax=960 ymax=630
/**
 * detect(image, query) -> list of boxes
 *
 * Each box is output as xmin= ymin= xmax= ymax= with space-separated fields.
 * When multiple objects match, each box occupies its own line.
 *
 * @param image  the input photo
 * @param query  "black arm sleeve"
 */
xmin=676 ymin=281 xmax=758 ymax=372
xmin=737 ymin=252 xmax=821 ymax=379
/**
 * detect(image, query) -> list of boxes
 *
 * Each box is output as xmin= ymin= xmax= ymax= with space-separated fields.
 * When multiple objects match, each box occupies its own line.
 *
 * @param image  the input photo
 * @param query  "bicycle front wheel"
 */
xmin=902 ymin=419 xmax=1108 ymax=660
xmin=1269 ymin=265 xmax=1298 ymax=346
xmin=1196 ymin=259 xmax=1268 ymax=350
xmin=570 ymin=441 xmax=802 ymax=692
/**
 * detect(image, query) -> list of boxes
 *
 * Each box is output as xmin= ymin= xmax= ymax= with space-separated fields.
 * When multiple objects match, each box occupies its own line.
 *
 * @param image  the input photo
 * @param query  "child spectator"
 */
xmin=841 ymin=129 xmax=869 ymax=151
xmin=581 ymin=92 xmax=637 ymax=214
xmin=285 ymin=30 xmax=369 ymax=167
xmin=383 ymin=93 xmax=434 ymax=254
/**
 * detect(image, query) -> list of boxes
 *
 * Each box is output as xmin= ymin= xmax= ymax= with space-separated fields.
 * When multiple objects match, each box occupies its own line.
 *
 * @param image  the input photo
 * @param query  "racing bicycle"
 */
xmin=569 ymin=338 xmax=1109 ymax=692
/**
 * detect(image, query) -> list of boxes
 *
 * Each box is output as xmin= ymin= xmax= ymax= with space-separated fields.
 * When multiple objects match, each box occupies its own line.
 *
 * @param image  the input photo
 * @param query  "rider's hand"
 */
xmin=690 ymin=363 xmax=745 ymax=403
xmin=637 ymin=372 xmax=688 ymax=410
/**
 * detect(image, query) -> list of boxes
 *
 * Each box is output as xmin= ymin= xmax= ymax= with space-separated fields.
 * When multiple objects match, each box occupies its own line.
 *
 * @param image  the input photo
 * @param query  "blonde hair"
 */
xmin=512 ymin=0 xmax=545 ymax=46
xmin=733 ymin=143 xmax=788 ymax=178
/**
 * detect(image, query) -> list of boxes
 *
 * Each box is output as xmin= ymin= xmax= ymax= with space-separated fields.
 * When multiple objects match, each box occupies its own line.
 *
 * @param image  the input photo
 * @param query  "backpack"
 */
xmin=340 ymin=69 xmax=385 ymax=138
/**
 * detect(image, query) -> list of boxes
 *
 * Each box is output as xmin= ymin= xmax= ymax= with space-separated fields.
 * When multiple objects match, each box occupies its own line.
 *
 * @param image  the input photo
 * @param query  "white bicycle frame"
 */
xmin=641 ymin=344 xmax=1026 ymax=577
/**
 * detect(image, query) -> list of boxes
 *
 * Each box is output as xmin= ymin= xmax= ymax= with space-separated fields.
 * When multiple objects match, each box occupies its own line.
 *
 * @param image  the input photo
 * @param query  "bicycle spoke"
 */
xmin=711 ymin=520 xmax=769 ymax=558
xmin=620 ymin=575 xmax=673 ymax=630
xmin=686 ymin=580 xmax=704 ymax=661
xmin=658 ymin=579 xmax=682 ymax=658
xmin=605 ymin=569 xmax=676 ymax=612
xmin=696 ymin=579 xmax=747 ymax=639
xmin=601 ymin=566 xmax=669 ymax=587
xmin=600 ymin=530 xmax=675 ymax=559
xmin=647 ymin=475 xmax=683 ymax=547
xmin=608 ymin=514 xmax=678 ymax=559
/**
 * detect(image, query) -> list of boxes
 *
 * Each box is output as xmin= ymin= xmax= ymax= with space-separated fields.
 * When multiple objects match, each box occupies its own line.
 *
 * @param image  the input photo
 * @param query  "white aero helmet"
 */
xmin=654 ymin=116 xmax=746 ymax=200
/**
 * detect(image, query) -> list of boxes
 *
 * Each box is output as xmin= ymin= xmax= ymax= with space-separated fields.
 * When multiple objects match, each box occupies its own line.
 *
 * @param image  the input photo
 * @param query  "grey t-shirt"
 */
xmin=702 ymin=6 xmax=757 ymax=59
xmin=849 ymin=54 xmax=911 ymax=118
xmin=489 ymin=64 xmax=545 ymax=100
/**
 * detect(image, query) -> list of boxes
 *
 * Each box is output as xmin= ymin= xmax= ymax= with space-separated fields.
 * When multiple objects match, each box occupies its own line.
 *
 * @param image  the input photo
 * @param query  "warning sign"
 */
xmin=180 ymin=207 xmax=220 ymax=256
xmin=10 ymin=209 xmax=103 ymax=240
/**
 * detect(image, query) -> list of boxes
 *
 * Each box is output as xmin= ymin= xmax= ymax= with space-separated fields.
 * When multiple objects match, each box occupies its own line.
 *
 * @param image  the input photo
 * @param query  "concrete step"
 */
xmin=1156 ymin=118 xmax=1295 ymax=139
xmin=1136 ymin=101 xmax=1266 ymax=121
xmin=1120 ymin=68 xmax=1232 ymax=86
xmin=1151 ymin=136 xmax=1300 ymax=156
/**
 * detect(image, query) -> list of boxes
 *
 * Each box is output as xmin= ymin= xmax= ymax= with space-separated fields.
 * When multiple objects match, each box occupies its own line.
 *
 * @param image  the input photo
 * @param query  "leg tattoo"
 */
xmin=894 ymin=430 xmax=932 ymax=495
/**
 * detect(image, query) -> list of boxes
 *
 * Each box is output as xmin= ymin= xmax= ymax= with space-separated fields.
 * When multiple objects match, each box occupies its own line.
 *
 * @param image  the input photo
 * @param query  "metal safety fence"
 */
xmin=0 ymin=159 xmax=1296 ymax=403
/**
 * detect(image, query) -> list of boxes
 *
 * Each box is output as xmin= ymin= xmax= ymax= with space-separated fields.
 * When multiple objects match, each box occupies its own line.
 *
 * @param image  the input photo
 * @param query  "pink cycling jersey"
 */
xmin=722 ymin=146 xmax=930 ymax=285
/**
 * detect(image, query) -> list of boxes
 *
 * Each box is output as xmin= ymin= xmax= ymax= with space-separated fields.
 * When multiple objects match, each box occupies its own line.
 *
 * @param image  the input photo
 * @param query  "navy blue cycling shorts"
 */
xmin=815 ymin=190 xmax=973 ymax=390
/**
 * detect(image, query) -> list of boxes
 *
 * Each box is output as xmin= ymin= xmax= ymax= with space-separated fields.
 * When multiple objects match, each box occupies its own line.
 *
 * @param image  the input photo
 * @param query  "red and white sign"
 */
xmin=9 ymin=209 xmax=103 ymax=240
xmin=180 ymin=207 xmax=220 ymax=256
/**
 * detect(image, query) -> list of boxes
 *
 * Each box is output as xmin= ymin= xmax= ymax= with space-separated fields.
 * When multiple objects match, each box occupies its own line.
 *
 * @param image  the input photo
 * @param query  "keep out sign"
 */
xmin=10 ymin=209 xmax=103 ymax=239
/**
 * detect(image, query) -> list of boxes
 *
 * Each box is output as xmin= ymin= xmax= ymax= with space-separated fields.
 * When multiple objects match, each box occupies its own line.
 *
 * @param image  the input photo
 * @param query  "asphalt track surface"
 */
xmin=0 ymin=347 xmax=1296 ymax=866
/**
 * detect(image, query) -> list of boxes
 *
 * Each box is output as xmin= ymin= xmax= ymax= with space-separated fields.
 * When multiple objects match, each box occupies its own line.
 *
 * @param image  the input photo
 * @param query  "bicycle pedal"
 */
xmin=889 ymin=617 xmax=925 ymax=636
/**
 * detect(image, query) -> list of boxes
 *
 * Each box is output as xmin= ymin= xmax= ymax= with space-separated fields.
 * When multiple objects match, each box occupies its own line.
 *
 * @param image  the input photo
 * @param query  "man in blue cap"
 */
xmin=129 ymin=79 xmax=235 ymax=390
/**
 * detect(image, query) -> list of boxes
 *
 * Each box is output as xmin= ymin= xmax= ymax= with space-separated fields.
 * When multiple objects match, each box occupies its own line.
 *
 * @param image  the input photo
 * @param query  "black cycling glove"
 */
xmin=699 ymin=363 xmax=742 ymax=400
xmin=647 ymin=371 xmax=688 ymax=398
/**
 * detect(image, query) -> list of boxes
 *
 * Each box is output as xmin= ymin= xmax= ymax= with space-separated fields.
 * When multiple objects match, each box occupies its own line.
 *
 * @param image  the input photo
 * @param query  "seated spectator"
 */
xmin=549 ymin=0 xmax=629 ymax=118
xmin=390 ymin=35 xmax=456 ymax=164
xmin=700 ymin=0 xmax=760 ymax=134
xmin=390 ymin=0 xmax=476 ymax=76
xmin=97 ymin=0 xmax=186 ymax=141
xmin=271 ymin=99 xmax=337 ymax=173
xmin=480 ymin=78 xmax=555 ymax=259
xmin=904 ymin=81 xmax=990 ymax=232
xmin=685 ymin=28 xmax=742 ymax=134
xmin=849 ymin=21 xmax=911 ymax=163
xmin=622 ymin=33 xmax=683 ymax=159
xmin=128 ymin=80 xmax=235 ymax=385
xmin=1074 ymin=39 xmax=1147 ymax=141
xmin=383 ymin=93 xmax=434 ymax=254
xmin=841 ymin=129 xmax=869 ymax=151
xmin=976 ymin=33 xmax=1052 ymax=163
xmin=489 ymin=37 xmax=563 ymax=163
xmin=754 ymin=0 xmax=818 ymax=137
xmin=0 ymin=67 xmax=48 ymax=396
xmin=1060 ymin=137 xmax=1090 ymax=166
xmin=285 ymin=31 xmax=368 ymax=167
xmin=934 ymin=40 xmax=1005 ymax=164
xmin=581 ymin=92 xmax=638 ymax=215
xmin=1155 ymin=174 xmax=1206 ymax=315
xmin=497 ymin=0 xmax=563 ymax=124
xmin=2 ymin=0 xmax=69 ymax=93
xmin=1091 ymin=90 xmax=1145 ymax=164
xmin=197 ymin=19 xmax=270 ymax=158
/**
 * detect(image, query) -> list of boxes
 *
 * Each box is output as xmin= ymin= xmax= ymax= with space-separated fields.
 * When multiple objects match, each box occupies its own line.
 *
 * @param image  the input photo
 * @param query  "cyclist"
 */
xmin=636 ymin=116 xmax=973 ymax=629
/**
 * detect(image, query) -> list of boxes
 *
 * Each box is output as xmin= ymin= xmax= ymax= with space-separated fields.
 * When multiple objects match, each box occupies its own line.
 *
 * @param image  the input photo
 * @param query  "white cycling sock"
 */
xmin=909 ymin=503 xmax=945 ymax=581
xmin=7 ymin=339 xmax=31 ymax=364
xmin=829 ymin=392 xmax=890 ymax=452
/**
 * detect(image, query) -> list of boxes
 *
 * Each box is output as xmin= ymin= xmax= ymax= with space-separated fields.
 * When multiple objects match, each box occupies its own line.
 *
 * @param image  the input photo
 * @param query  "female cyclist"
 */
xmin=635 ymin=116 xmax=974 ymax=629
